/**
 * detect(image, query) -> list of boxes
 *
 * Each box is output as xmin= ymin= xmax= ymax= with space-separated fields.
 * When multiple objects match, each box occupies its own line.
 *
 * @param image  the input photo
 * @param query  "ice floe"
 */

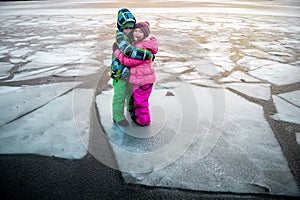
xmin=0 ymin=82 xmax=80 ymax=126
xmin=219 ymin=71 xmax=261 ymax=83
xmin=278 ymin=90 xmax=300 ymax=107
xmin=208 ymin=52 xmax=235 ymax=72
xmin=97 ymin=84 xmax=298 ymax=196
xmin=10 ymin=58 xmax=26 ymax=64
xmin=225 ymin=83 xmax=271 ymax=101
xmin=24 ymin=48 xmax=89 ymax=68
xmin=0 ymin=88 xmax=93 ymax=159
xmin=250 ymin=63 xmax=300 ymax=86
xmin=0 ymin=62 xmax=14 ymax=80
xmin=271 ymin=95 xmax=300 ymax=125
xmin=241 ymin=49 xmax=286 ymax=62
xmin=237 ymin=56 xmax=279 ymax=71
xmin=96 ymin=83 xmax=203 ymax=173
xmin=10 ymin=47 xmax=33 ymax=57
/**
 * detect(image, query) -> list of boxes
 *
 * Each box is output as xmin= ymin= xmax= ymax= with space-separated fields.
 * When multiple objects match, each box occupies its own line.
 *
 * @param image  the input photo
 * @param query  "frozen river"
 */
xmin=0 ymin=0 xmax=299 ymax=197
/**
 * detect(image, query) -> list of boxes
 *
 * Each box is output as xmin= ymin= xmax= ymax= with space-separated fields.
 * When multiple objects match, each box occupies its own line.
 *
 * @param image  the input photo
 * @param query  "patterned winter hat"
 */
xmin=122 ymin=21 xmax=135 ymax=30
xmin=135 ymin=21 xmax=150 ymax=38
xmin=117 ymin=8 xmax=136 ymax=31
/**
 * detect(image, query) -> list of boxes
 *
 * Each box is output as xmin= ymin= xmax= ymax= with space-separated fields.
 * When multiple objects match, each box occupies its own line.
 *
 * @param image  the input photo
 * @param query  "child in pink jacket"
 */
xmin=114 ymin=21 xmax=158 ymax=126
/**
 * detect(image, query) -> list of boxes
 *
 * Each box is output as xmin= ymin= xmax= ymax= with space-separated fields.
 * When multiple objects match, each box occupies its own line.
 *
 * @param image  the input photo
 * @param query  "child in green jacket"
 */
xmin=111 ymin=8 xmax=153 ymax=127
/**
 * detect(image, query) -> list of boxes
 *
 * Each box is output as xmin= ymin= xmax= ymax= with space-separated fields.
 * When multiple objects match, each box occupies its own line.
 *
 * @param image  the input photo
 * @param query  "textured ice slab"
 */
xmin=23 ymin=47 xmax=90 ymax=70
xmin=8 ymin=66 xmax=62 ymax=81
xmin=192 ymin=60 xmax=222 ymax=76
xmin=0 ymin=82 xmax=80 ymax=126
xmin=225 ymin=83 xmax=271 ymax=101
xmin=241 ymin=49 xmax=287 ymax=62
xmin=8 ymin=65 xmax=100 ymax=82
xmin=97 ymin=83 xmax=298 ymax=196
xmin=0 ymin=88 xmax=94 ymax=159
xmin=271 ymin=95 xmax=300 ymax=125
xmin=213 ymin=59 xmax=236 ymax=71
xmin=250 ymin=63 xmax=300 ymax=86
xmin=278 ymin=90 xmax=300 ymax=107
xmin=0 ymin=62 xmax=14 ymax=80
xmin=10 ymin=47 xmax=33 ymax=57
xmin=208 ymin=52 xmax=235 ymax=72
xmin=237 ymin=56 xmax=279 ymax=71
xmin=158 ymin=62 xmax=191 ymax=74
xmin=96 ymin=83 xmax=201 ymax=172
xmin=55 ymin=66 xmax=100 ymax=77
xmin=219 ymin=71 xmax=261 ymax=83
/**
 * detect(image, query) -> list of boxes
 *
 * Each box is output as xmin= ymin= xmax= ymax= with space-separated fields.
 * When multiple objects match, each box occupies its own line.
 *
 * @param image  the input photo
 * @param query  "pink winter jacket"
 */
xmin=114 ymin=36 xmax=158 ymax=85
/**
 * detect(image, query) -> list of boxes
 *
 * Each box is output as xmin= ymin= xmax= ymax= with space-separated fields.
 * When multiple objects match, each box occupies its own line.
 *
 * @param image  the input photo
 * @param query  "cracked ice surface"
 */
xmin=97 ymin=83 xmax=299 ymax=196
xmin=0 ymin=13 xmax=113 ymax=159
xmin=24 ymin=49 xmax=85 ymax=67
xmin=237 ymin=56 xmax=283 ymax=71
xmin=271 ymin=95 xmax=300 ymax=125
xmin=0 ymin=0 xmax=300 ymax=196
xmin=278 ymin=90 xmax=300 ymax=107
xmin=0 ymin=87 xmax=94 ymax=159
xmin=225 ymin=83 xmax=271 ymax=101
xmin=9 ymin=65 xmax=100 ymax=82
xmin=0 ymin=82 xmax=80 ymax=126
xmin=219 ymin=71 xmax=262 ymax=83
xmin=250 ymin=63 xmax=300 ymax=86
xmin=1 ymin=15 xmax=104 ymax=82
xmin=0 ymin=62 xmax=14 ymax=80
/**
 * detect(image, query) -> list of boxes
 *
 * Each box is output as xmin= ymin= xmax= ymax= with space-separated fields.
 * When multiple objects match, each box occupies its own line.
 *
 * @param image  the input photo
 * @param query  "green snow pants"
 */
xmin=112 ymin=79 xmax=134 ymax=122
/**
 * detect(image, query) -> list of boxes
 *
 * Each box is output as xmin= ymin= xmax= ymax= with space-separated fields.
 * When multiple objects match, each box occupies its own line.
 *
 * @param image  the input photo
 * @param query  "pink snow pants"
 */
xmin=132 ymin=83 xmax=153 ymax=126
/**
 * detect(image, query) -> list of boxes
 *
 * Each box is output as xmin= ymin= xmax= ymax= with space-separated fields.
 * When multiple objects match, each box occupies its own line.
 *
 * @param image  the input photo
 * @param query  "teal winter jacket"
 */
xmin=110 ymin=8 xmax=153 ymax=80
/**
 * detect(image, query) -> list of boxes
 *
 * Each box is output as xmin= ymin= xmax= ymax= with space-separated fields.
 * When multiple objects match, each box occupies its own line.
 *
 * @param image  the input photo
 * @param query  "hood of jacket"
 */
xmin=135 ymin=36 xmax=158 ymax=55
xmin=117 ymin=8 xmax=136 ymax=32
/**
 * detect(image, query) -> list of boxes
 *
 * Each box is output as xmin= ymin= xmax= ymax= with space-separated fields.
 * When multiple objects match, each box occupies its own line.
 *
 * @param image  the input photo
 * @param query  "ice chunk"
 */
xmin=108 ymin=85 xmax=298 ymax=196
xmin=54 ymin=66 xmax=100 ymax=77
xmin=278 ymin=90 xmax=300 ymax=107
xmin=0 ymin=82 xmax=80 ymax=126
xmin=250 ymin=63 xmax=300 ymax=86
xmin=10 ymin=47 xmax=33 ymax=57
xmin=0 ymin=62 xmax=14 ymax=80
xmin=0 ymin=89 xmax=93 ymax=159
xmin=271 ymin=95 xmax=300 ymax=124
xmin=219 ymin=71 xmax=261 ymax=83
xmin=237 ymin=56 xmax=278 ymax=71
xmin=225 ymin=83 xmax=270 ymax=100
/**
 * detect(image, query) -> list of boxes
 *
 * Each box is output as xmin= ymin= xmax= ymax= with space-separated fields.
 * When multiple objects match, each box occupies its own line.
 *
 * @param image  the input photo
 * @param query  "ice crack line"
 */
xmin=0 ymin=88 xmax=74 ymax=128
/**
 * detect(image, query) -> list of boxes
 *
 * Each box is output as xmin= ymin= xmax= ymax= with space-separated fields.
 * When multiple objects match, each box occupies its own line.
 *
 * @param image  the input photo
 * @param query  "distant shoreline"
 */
xmin=0 ymin=0 xmax=299 ymax=17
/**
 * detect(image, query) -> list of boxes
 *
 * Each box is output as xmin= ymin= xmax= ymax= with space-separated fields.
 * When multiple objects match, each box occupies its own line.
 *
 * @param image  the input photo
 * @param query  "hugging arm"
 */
xmin=115 ymin=31 xmax=153 ymax=60
xmin=114 ymin=49 xmax=145 ymax=67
